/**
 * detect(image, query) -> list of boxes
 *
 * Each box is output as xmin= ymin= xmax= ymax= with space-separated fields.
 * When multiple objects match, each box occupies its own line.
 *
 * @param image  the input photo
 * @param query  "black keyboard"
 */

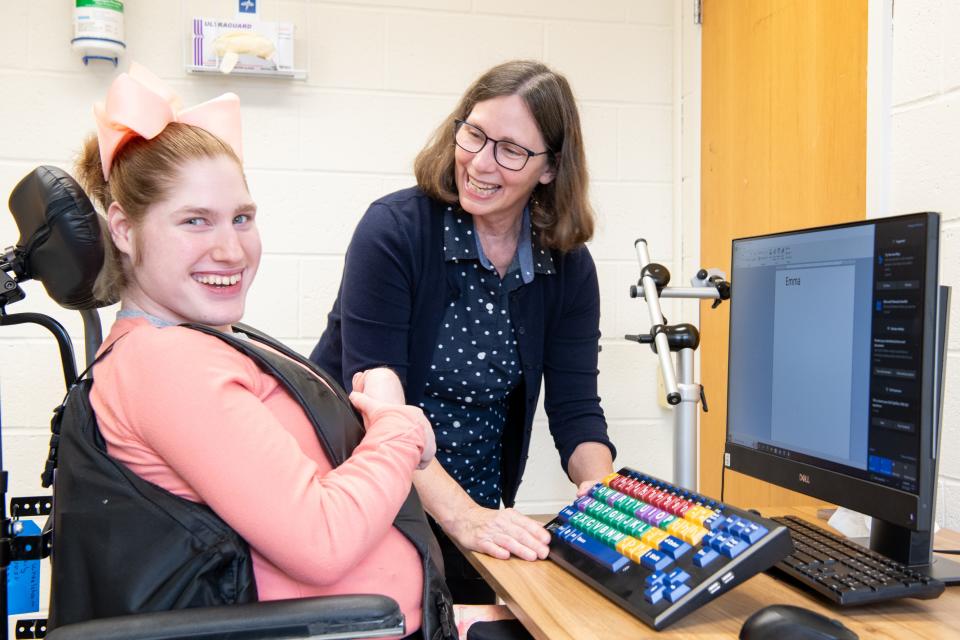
xmin=545 ymin=467 xmax=793 ymax=630
xmin=769 ymin=515 xmax=945 ymax=605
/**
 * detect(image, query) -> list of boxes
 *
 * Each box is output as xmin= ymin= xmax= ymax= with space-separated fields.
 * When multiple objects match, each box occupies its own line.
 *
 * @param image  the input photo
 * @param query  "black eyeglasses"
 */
xmin=454 ymin=119 xmax=552 ymax=171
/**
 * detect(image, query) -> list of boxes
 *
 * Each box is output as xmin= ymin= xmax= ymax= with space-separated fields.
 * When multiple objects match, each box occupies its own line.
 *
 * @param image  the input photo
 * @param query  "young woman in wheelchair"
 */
xmin=58 ymin=63 xmax=497 ymax=640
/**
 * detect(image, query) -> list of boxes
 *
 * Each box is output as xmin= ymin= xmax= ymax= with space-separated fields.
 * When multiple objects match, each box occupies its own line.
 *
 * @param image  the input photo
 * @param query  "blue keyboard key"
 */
xmin=554 ymin=525 xmax=630 ymax=572
xmin=742 ymin=524 xmax=768 ymax=544
xmin=556 ymin=524 xmax=580 ymax=542
xmin=720 ymin=537 xmax=749 ymax=558
xmin=665 ymin=583 xmax=691 ymax=603
xmin=660 ymin=536 xmax=691 ymax=559
xmin=667 ymin=568 xmax=690 ymax=586
xmin=553 ymin=524 xmax=577 ymax=543
xmin=693 ymin=547 xmax=719 ymax=567
xmin=729 ymin=521 xmax=749 ymax=539
xmin=709 ymin=532 xmax=729 ymax=552
xmin=643 ymin=585 xmax=665 ymax=604
xmin=640 ymin=549 xmax=672 ymax=571
xmin=703 ymin=515 xmax=724 ymax=531
xmin=558 ymin=506 xmax=577 ymax=522
xmin=562 ymin=524 xmax=584 ymax=542
xmin=645 ymin=570 xmax=666 ymax=587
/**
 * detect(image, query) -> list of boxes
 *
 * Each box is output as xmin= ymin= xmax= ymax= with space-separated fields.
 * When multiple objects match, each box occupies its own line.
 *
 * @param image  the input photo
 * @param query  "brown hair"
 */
xmin=414 ymin=60 xmax=594 ymax=252
xmin=74 ymin=123 xmax=243 ymax=302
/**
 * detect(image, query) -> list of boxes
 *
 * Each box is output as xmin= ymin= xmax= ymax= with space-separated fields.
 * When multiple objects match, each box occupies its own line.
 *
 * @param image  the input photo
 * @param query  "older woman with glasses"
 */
xmin=311 ymin=59 xmax=616 ymax=603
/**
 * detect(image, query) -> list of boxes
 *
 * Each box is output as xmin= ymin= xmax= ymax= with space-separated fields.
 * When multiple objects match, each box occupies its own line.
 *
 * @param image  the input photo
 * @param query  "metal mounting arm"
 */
xmin=626 ymin=239 xmax=730 ymax=490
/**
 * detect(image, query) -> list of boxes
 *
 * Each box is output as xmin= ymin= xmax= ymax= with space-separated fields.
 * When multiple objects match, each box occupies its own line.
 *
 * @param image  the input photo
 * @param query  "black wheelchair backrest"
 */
xmin=8 ymin=166 xmax=107 ymax=310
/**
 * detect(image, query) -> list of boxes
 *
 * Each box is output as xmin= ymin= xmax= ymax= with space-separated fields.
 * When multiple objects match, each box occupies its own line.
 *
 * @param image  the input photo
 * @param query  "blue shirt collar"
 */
xmin=117 ymin=308 xmax=178 ymax=328
xmin=442 ymin=205 xmax=555 ymax=284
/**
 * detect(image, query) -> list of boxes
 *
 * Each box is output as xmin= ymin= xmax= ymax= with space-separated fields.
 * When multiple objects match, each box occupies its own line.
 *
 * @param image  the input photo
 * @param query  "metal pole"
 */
xmin=634 ymin=240 xmax=680 ymax=402
xmin=675 ymin=348 xmax=698 ymax=490
xmin=633 ymin=287 xmax=722 ymax=299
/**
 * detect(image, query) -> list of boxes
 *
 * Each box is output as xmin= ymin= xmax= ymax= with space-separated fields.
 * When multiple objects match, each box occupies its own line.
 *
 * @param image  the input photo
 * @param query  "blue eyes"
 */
xmin=183 ymin=213 xmax=253 ymax=226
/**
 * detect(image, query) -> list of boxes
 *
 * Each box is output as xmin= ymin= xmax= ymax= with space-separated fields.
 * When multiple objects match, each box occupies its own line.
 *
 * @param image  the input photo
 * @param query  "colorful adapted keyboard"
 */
xmin=546 ymin=468 xmax=793 ymax=630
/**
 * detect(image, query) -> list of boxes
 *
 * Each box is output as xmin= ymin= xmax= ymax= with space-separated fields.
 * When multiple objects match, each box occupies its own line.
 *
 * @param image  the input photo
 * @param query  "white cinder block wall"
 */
xmin=0 ymin=0 xmax=683 ymax=526
xmin=886 ymin=0 xmax=960 ymax=529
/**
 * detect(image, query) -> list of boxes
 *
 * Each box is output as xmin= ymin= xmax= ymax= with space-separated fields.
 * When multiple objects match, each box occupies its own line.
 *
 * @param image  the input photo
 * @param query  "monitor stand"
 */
xmin=842 ymin=535 xmax=960 ymax=585
xmin=865 ymin=519 xmax=960 ymax=585
xmin=853 ymin=285 xmax=960 ymax=587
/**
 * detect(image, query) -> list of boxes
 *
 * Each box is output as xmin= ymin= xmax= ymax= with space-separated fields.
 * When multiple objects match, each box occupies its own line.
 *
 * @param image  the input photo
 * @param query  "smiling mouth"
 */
xmin=193 ymin=273 xmax=242 ymax=287
xmin=466 ymin=175 xmax=501 ymax=195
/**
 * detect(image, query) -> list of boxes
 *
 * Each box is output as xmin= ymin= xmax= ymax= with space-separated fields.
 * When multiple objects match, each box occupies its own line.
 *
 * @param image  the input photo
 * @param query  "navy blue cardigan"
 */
xmin=311 ymin=187 xmax=615 ymax=507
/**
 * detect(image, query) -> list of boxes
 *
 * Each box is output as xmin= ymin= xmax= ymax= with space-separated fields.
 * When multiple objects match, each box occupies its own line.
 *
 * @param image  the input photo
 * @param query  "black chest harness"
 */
xmin=45 ymin=322 xmax=456 ymax=639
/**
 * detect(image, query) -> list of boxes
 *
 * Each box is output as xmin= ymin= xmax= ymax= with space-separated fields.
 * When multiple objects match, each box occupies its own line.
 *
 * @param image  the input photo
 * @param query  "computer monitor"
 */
xmin=723 ymin=211 xmax=959 ymax=583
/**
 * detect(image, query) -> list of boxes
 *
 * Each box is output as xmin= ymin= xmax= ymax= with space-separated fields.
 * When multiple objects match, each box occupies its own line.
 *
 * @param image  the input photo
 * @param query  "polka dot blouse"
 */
xmin=419 ymin=206 xmax=555 ymax=507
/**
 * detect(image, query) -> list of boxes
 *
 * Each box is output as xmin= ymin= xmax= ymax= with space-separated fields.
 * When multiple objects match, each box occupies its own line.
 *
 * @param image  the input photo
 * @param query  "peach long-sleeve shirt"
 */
xmin=89 ymin=317 xmax=425 ymax=634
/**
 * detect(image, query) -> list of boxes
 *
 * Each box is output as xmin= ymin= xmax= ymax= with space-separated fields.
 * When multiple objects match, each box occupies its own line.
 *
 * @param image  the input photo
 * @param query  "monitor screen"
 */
xmin=724 ymin=212 xmax=941 ymax=537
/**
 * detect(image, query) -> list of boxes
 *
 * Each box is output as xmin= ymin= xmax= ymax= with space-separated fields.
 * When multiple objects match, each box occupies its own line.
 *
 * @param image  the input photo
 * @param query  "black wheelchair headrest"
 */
xmin=8 ymin=166 xmax=109 ymax=310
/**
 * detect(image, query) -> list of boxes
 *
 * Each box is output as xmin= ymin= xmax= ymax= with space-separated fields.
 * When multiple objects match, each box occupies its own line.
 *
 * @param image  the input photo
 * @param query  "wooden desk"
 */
xmin=462 ymin=507 xmax=960 ymax=639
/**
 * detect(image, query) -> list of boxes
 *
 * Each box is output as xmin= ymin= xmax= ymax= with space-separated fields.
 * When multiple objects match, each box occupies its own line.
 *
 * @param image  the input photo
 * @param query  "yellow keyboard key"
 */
xmin=684 ymin=506 xmax=719 ymax=527
xmin=601 ymin=472 xmax=620 ymax=487
xmin=682 ymin=505 xmax=704 ymax=520
xmin=641 ymin=527 xmax=669 ymax=548
xmin=666 ymin=519 xmax=689 ymax=536
xmin=667 ymin=519 xmax=693 ymax=540
xmin=615 ymin=536 xmax=650 ymax=563
xmin=686 ymin=526 xmax=707 ymax=546
xmin=682 ymin=506 xmax=707 ymax=524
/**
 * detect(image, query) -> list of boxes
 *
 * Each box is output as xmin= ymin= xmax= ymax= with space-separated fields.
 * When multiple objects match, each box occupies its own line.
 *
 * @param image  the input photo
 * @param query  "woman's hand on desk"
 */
xmin=350 ymin=368 xmax=436 ymax=469
xmin=447 ymin=504 xmax=551 ymax=561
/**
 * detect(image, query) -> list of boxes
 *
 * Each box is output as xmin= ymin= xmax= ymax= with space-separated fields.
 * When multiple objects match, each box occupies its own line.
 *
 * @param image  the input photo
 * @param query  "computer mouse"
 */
xmin=740 ymin=604 xmax=858 ymax=640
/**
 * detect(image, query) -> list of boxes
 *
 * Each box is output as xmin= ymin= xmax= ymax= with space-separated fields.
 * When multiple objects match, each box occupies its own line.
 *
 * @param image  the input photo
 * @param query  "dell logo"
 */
xmin=799 ymin=473 xmax=811 ymax=485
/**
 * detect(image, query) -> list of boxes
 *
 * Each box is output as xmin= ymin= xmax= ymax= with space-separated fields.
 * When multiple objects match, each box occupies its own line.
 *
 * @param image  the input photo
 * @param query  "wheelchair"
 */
xmin=0 ymin=166 xmax=407 ymax=640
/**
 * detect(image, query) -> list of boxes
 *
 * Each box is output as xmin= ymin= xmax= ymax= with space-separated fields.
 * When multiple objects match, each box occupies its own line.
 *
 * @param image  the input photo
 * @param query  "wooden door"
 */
xmin=699 ymin=0 xmax=869 ymax=507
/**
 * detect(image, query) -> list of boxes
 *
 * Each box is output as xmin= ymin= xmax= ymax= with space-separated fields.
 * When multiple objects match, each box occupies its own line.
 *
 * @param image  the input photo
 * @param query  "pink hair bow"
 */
xmin=94 ymin=62 xmax=243 ymax=179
